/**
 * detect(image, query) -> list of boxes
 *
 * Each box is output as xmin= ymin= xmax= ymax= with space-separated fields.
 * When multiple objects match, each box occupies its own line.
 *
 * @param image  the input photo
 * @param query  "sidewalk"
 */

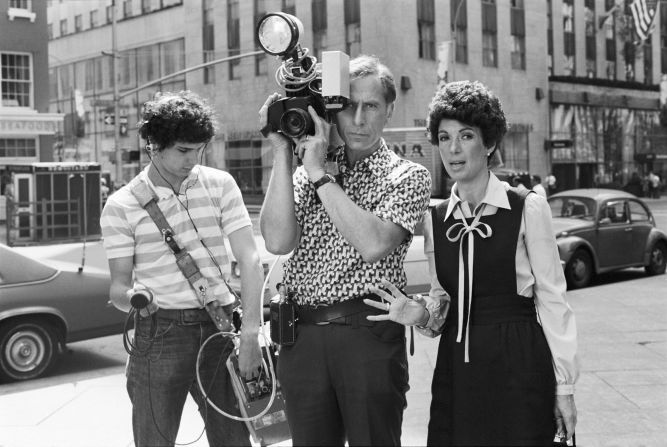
xmin=1 ymin=274 xmax=666 ymax=446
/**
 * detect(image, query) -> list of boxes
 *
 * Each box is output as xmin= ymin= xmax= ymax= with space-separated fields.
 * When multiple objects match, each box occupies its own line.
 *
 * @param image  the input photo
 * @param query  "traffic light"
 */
xmin=120 ymin=121 xmax=128 ymax=136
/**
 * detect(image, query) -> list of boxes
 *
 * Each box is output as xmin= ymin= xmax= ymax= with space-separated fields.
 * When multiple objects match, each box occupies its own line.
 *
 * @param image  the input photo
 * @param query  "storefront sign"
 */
xmin=0 ymin=118 xmax=60 ymax=134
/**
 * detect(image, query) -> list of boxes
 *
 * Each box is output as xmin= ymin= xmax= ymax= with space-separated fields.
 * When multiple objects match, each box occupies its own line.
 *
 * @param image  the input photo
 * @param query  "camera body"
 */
xmin=257 ymin=11 xmax=350 ymax=139
xmin=266 ymin=95 xmax=326 ymax=139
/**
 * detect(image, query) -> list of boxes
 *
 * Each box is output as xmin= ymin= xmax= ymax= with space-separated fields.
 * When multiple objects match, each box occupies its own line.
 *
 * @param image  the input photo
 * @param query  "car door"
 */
xmin=627 ymin=199 xmax=652 ymax=264
xmin=596 ymin=200 xmax=632 ymax=268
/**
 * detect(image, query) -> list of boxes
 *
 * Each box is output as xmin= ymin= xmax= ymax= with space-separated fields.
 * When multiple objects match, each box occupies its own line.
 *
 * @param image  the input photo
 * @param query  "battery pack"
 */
xmin=226 ymin=347 xmax=291 ymax=446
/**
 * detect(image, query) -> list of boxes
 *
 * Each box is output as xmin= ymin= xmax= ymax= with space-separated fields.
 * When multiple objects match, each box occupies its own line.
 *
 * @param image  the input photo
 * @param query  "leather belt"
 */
xmin=296 ymin=294 xmax=385 ymax=326
xmin=153 ymin=305 xmax=234 ymax=324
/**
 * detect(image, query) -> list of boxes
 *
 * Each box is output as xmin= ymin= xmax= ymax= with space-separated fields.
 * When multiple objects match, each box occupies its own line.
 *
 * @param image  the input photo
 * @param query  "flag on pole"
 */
xmin=630 ymin=0 xmax=658 ymax=42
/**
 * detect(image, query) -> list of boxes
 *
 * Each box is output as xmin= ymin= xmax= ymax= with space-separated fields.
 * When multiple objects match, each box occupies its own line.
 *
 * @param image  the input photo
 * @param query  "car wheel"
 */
xmin=565 ymin=249 xmax=593 ymax=289
xmin=0 ymin=320 xmax=60 ymax=382
xmin=645 ymin=241 xmax=667 ymax=276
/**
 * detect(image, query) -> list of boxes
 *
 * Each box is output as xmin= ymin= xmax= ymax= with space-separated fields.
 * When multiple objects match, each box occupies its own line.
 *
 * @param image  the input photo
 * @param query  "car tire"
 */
xmin=645 ymin=241 xmax=667 ymax=276
xmin=565 ymin=249 xmax=593 ymax=289
xmin=0 ymin=320 xmax=60 ymax=382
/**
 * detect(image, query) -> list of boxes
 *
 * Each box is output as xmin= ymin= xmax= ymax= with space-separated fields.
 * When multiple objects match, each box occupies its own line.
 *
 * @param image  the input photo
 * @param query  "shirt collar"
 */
xmin=343 ymin=139 xmax=391 ymax=173
xmin=139 ymin=164 xmax=200 ymax=200
xmin=445 ymin=171 xmax=511 ymax=220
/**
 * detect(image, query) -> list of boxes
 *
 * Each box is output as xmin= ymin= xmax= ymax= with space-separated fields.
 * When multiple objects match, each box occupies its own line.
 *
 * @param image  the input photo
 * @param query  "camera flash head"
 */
xmin=256 ymin=12 xmax=304 ymax=57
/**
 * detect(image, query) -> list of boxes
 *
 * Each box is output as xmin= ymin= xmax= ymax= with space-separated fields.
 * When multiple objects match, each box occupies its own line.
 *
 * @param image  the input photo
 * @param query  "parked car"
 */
xmin=547 ymin=189 xmax=667 ymax=289
xmin=228 ymin=199 xmax=444 ymax=304
xmin=492 ymin=167 xmax=532 ymax=186
xmin=0 ymin=244 xmax=124 ymax=382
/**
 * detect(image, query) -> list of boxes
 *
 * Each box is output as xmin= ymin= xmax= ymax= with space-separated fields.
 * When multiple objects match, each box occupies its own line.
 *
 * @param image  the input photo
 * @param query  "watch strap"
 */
xmin=313 ymin=174 xmax=336 ymax=190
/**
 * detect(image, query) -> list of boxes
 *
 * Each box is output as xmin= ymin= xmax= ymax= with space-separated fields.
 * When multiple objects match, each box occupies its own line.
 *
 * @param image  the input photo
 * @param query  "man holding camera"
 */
xmin=101 ymin=91 xmax=263 ymax=447
xmin=260 ymin=55 xmax=431 ymax=446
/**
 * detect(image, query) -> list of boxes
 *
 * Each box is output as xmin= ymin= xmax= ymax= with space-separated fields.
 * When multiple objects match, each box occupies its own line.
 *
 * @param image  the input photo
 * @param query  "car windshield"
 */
xmin=548 ymin=196 xmax=596 ymax=220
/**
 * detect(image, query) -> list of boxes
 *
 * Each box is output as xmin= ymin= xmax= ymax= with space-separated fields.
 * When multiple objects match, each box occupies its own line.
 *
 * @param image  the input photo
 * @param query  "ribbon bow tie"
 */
xmin=445 ymin=203 xmax=493 ymax=362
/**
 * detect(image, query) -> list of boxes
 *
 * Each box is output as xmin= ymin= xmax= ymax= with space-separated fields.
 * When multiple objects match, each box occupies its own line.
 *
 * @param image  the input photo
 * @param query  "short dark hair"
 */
xmin=426 ymin=81 xmax=508 ymax=151
xmin=349 ymin=54 xmax=396 ymax=104
xmin=137 ymin=90 xmax=216 ymax=151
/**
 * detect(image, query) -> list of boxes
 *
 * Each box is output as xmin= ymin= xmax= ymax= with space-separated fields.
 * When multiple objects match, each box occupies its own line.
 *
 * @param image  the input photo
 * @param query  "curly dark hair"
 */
xmin=426 ymin=81 xmax=508 ymax=151
xmin=137 ymin=90 xmax=216 ymax=151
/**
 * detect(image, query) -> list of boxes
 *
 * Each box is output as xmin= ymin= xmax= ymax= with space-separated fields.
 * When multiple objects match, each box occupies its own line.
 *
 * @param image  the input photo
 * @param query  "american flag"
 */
xmin=630 ymin=0 xmax=659 ymax=42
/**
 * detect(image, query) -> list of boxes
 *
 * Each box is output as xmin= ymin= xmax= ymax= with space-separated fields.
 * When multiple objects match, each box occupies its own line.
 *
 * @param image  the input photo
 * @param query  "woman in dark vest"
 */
xmin=365 ymin=81 xmax=578 ymax=446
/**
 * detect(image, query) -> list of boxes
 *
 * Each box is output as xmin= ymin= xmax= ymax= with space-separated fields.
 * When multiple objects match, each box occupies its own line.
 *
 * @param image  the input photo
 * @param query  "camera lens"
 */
xmin=280 ymin=108 xmax=311 ymax=138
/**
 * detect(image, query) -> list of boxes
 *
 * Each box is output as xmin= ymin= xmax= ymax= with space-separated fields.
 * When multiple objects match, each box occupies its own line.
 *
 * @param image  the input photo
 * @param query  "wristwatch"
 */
xmin=313 ymin=173 xmax=336 ymax=190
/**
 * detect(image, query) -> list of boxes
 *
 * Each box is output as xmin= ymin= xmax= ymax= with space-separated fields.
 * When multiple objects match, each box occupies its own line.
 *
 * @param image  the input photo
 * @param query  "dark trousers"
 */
xmin=126 ymin=315 xmax=250 ymax=447
xmin=277 ymin=321 xmax=409 ymax=446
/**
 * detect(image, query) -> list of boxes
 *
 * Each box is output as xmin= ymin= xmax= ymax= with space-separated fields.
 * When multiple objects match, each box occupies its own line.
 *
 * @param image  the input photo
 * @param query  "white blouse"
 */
xmin=417 ymin=173 xmax=579 ymax=395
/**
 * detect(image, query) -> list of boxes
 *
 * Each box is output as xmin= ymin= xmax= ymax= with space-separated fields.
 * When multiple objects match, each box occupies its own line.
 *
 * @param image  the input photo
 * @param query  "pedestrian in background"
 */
xmin=532 ymin=174 xmax=548 ymax=198
xmin=365 ymin=80 xmax=578 ymax=446
xmin=546 ymin=172 xmax=557 ymax=195
xmin=101 ymin=91 xmax=263 ymax=447
xmin=259 ymin=55 xmax=431 ymax=446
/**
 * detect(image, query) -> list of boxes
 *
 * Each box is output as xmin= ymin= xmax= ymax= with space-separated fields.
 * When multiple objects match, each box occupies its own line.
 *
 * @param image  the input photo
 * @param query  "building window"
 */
xmin=227 ymin=0 xmax=240 ymax=80
xmin=644 ymin=36 xmax=653 ymax=84
xmin=482 ymin=0 xmax=497 ymax=68
xmin=623 ymin=1 xmax=635 ymax=81
xmin=254 ymin=0 xmax=268 ymax=76
xmin=8 ymin=0 xmax=35 ymax=21
xmin=10 ymin=0 xmax=30 ymax=8
xmin=661 ymin=3 xmax=667 ymax=73
xmin=106 ymin=5 xmax=113 ymax=24
xmin=141 ymin=0 xmax=151 ymax=14
xmin=563 ymin=0 xmax=575 ymax=75
xmin=547 ymin=0 xmax=553 ymax=75
xmin=510 ymin=0 xmax=525 ymax=70
xmin=604 ymin=0 xmax=616 ymax=79
xmin=48 ymin=23 xmax=53 ymax=40
xmin=84 ymin=59 xmax=95 ymax=92
xmin=226 ymin=140 xmax=265 ymax=196
xmin=624 ymin=41 xmax=635 ymax=81
xmin=123 ymin=0 xmax=132 ymax=18
xmin=584 ymin=0 xmax=596 ymax=77
xmin=203 ymin=0 xmax=215 ymax=84
xmin=0 ymin=138 xmax=37 ymax=158
xmin=344 ymin=0 xmax=361 ymax=57
xmin=74 ymin=14 xmax=82 ymax=32
xmin=90 ymin=9 xmax=98 ymax=28
xmin=59 ymin=18 xmax=68 ymax=36
xmin=451 ymin=0 xmax=467 ymax=64
xmin=312 ymin=0 xmax=327 ymax=60
xmin=417 ymin=0 xmax=435 ymax=60
xmin=281 ymin=0 xmax=295 ymax=15
xmin=1 ymin=53 xmax=32 ymax=108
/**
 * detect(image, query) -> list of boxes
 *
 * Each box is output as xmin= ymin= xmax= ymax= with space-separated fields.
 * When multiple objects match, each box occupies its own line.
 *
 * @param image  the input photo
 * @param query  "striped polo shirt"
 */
xmin=100 ymin=165 xmax=251 ymax=309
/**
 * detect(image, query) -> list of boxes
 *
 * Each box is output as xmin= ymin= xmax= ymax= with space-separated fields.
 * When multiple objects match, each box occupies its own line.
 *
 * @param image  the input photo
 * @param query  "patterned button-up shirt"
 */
xmin=282 ymin=141 xmax=431 ymax=305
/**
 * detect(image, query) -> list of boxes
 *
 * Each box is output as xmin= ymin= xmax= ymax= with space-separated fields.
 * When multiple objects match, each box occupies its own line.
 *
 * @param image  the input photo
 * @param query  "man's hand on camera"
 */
xmin=259 ymin=93 xmax=292 ymax=153
xmin=296 ymin=106 xmax=331 ymax=181
xmin=238 ymin=330 xmax=262 ymax=380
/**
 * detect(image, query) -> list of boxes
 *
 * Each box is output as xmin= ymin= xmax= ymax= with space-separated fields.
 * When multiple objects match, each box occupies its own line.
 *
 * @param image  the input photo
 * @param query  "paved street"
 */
xmin=1 ymin=271 xmax=666 ymax=446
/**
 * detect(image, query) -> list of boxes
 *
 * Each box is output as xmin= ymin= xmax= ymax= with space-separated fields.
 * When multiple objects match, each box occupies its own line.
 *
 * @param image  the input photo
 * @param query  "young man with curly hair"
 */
xmin=101 ymin=90 xmax=263 ymax=446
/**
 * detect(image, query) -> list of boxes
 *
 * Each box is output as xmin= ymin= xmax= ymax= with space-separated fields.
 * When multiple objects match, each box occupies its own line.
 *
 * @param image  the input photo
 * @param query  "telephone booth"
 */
xmin=2 ymin=162 xmax=102 ymax=245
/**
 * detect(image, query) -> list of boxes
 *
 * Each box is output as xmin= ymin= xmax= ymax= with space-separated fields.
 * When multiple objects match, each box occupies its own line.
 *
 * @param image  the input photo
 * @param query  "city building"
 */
xmin=1 ymin=0 xmax=63 ymax=220
xmin=46 ymin=0 xmax=665 ymax=203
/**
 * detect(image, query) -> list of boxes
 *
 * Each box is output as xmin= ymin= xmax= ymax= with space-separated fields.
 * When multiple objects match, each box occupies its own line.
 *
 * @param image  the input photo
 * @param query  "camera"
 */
xmin=257 ymin=12 xmax=349 ymax=139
